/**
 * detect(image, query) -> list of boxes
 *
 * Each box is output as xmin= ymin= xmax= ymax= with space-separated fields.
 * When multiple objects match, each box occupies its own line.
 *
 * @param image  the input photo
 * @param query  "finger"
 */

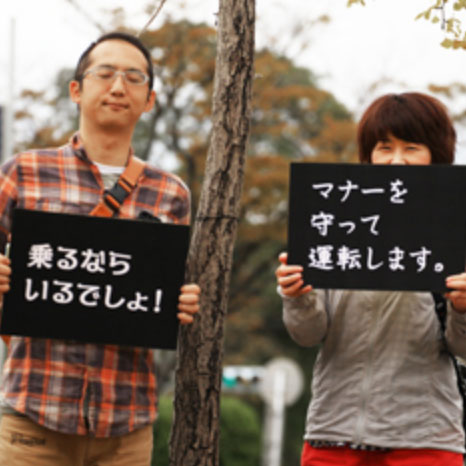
xmin=180 ymin=283 xmax=200 ymax=295
xmin=281 ymin=278 xmax=307 ymax=296
xmin=275 ymin=264 xmax=303 ymax=278
xmin=278 ymin=252 xmax=288 ymax=265
xmin=446 ymin=296 xmax=466 ymax=313
xmin=277 ymin=253 xmax=304 ymax=276
xmin=179 ymin=293 xmax=200 ymax=305
xmin=178 ymin=302 xmax=200 ymax=314
xmin=278 ymin=252 xmax=303 ymax=269
xmin=277 ymin=272 xmax=303 ymax=287
xmin=0 ymin=273 xmax=11 ymax=288
xmin=0 ymin=255 xmax=11 ymax=267
xmin=0 ymin=264 xmax=12 ymax=276
xmin=0 ymin=277 xmax=10 ymax=287
xmin=293 ymin=284 xmax=313 ymax=297
xmin=446 ymin=271 xmax=466 ymax=281
xmin=0 ymin=254 xmax=11 ymax=265
xmin=0 ymin=272 xmax=10 ymax=282
xmin=446 ymin=290 xmax=466 ymax=300
xmin=446 ymin=277 xmax=466 ymax=291
xmin=178 ymin=312 xmax=194 ymax=325
xmin=0 ymin=284 xmax=10 ymax=294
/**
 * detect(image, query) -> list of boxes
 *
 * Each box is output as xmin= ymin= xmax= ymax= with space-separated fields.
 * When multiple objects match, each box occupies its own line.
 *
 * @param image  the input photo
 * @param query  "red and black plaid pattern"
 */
xmin=0 ymin=133 xmax=190 ymax=437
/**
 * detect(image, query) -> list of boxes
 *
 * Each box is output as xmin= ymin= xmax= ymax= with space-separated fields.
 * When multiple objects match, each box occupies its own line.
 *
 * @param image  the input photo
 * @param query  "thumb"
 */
xmin=278 ymin=252 xmax=288 ymax=265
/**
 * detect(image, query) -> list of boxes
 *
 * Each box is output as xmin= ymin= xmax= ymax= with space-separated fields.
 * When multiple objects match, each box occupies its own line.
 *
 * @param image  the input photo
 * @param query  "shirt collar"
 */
xmin=69 ymin=132 xmax=134 ymax=165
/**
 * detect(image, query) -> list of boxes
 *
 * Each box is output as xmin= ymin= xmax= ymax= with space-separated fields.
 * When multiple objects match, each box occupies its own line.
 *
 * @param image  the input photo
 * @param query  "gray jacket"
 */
xmin=282 ymin=289 xmax=466 ymax=453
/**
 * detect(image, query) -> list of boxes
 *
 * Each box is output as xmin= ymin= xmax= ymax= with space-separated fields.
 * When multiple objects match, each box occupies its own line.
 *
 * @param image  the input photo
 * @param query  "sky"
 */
xmin=1 ymin=0 xmax=466 ymax=160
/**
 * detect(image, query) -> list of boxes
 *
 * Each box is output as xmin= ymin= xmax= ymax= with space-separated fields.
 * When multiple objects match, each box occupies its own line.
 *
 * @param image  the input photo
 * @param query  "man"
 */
xmin=0 ymin=32 xmax=200 ymax=465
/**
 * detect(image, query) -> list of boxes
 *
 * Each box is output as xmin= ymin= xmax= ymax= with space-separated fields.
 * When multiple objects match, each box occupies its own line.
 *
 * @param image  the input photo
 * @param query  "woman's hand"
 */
xmin=445 ymin=272 xmax=466 ymax=313
xmin=275 ymin=252 xmax=312 ymax=298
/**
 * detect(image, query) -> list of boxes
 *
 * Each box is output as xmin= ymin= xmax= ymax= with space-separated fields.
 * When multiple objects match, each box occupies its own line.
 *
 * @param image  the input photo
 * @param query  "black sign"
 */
xmin=288 ymin=163 xmax=466 ymax=292
xmin=1 ymin=209 xmax=190 ymax=349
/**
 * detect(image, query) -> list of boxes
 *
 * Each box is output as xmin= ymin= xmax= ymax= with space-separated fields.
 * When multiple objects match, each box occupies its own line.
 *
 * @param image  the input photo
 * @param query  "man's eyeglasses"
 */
xmin=82 ymin=65 xmax=149 ymax=86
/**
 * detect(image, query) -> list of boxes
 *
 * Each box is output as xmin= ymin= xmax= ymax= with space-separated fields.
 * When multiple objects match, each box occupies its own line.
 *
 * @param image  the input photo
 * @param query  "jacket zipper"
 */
xmin=354 ymin=304 xmax=382 ymax=444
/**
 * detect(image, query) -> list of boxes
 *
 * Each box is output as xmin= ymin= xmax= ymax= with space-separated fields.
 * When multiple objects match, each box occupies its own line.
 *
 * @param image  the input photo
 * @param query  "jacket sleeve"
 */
xmin=281 ymin=288 xmax=328 ymax=347
xmin=445 ymin=303 xmax=466 ymax=359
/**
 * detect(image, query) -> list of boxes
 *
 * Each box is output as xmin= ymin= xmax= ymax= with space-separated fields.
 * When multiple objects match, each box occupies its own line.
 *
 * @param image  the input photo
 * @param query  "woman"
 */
xmin=276 ymin=92 xmax=466 ymax=466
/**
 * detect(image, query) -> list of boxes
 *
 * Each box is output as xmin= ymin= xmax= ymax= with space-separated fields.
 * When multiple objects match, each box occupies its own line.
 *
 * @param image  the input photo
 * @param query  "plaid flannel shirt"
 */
xmin=0 ymin=133 xmax=190 ymax=437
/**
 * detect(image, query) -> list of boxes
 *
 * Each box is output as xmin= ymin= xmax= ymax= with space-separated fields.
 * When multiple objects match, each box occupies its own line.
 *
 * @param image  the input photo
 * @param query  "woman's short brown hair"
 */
xmin=357 ymin=92 xmax=456 ymax=165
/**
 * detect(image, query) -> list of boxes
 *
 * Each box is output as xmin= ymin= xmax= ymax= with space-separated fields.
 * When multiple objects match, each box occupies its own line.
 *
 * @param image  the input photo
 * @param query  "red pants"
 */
xmin=302 ymin=442 xmax=464 ymax=466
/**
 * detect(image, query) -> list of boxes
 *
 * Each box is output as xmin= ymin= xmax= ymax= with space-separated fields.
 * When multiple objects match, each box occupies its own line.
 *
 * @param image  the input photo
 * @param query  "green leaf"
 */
xmin=441 ymin=38 xmax=454 ymax=48
xmin=453 ymin=0 xmax=466 ymax=10
xmin=415 ymin=11 xmax=426 ymax=20
xmin=347 ymin=0 xmax=365 ymax=6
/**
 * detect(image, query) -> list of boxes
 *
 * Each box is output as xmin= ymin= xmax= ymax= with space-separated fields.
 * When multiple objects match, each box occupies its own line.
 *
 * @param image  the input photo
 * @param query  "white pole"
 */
xmin=2 ymin=17 xmax=15 ymax=163
xmin=262 ymin=369 xmax=286 ymax=466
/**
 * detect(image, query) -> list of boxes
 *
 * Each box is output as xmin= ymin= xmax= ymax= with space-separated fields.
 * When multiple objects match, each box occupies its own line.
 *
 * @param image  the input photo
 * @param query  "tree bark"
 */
xmin=168 ymin=0 xmax=255 ymax=465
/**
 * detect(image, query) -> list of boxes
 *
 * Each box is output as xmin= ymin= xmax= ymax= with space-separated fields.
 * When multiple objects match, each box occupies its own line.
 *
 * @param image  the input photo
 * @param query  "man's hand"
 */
xmin=0 ymin=253 xmax=11 ymax=301
xmin=275 ymin=252 xmax=312 ymax=298
xmin=177 ymin=283 xmax=200 ymax=324
xmin=445 ymin=272 xmax=466 ymax=313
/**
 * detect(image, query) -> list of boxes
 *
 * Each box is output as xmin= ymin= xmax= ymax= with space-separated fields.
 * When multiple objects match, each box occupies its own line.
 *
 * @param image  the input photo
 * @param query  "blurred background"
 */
xmin=1 ymin=1 xmax=466 ymax=464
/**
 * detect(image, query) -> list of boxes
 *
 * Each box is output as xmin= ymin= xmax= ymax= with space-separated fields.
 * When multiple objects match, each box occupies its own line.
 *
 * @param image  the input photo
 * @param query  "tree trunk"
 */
xmin=168 ymin=0 xmax=255 ymax=465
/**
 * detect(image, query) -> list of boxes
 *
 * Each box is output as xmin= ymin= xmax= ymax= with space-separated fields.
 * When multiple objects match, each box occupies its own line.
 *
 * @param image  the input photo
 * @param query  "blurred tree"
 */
xmin=13 ymin=69 xmax=77 ymax=153
xmin=428 ymin=82 xmax=466 ymax=124
xmin=414 ymin=0 xmax=466 ymax=49
xmin=227 ymin=54 xmax=356 ymax=365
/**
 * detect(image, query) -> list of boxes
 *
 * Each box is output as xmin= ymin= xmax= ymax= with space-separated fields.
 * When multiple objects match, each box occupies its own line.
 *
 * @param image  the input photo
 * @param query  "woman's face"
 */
xmin=370 ymin=134 xmax=432 ymax=165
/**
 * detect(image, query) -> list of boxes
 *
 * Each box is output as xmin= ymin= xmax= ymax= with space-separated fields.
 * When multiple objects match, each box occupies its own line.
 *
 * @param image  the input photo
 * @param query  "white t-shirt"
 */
xmin=94 ymin=162 xmax=125 ymax=190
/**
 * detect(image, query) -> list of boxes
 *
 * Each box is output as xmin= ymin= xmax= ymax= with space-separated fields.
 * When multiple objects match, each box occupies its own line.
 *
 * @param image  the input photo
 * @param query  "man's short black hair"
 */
xmin=74 ymin=31 xmax=154 ymax=91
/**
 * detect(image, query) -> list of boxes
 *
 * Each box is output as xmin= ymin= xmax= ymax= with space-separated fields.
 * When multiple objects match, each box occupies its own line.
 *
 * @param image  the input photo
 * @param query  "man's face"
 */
xmin=70 ymin=39 xmax=155 ymax=132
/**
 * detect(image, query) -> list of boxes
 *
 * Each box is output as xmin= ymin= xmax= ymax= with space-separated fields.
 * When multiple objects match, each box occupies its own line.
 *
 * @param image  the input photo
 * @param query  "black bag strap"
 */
xmin=90 ymin=155 xmax=145 ymax=217
xmin=432 ymin=292 xmax=448 ymax=332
